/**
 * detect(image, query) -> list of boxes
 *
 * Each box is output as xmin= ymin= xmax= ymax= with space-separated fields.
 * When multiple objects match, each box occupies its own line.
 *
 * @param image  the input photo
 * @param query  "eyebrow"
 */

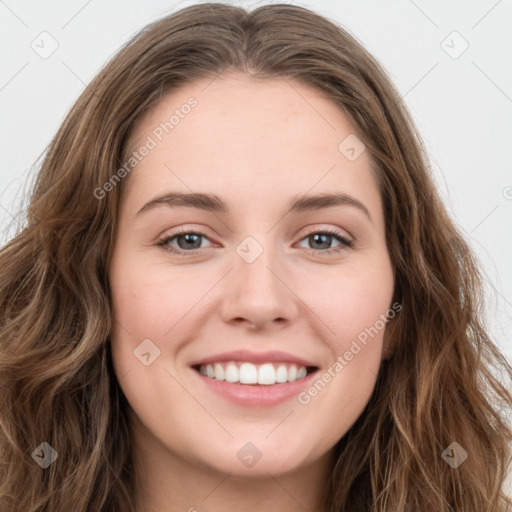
xmin=136 ymin=191 xmax=372 ymax=221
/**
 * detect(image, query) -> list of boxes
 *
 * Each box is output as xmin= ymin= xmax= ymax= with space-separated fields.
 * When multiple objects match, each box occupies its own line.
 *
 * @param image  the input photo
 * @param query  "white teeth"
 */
xmin=239 ymin=362 xmax=258 ymax=384
xmin=296 ymin=366 xmax=307 ymax=379
xmin=197 ymin=361 xmax=311 ymax=385
xmin=257 ymin=363 xmax=276 ymax=385
xmin=214 ymin=363 xmax=225 ymax=381
xmin=287 ymin=364 xmax=297 ymax=382
xmin=275 ymin=364 xmax=288 ymax=383
xmin=225 ymin=363 xmax=239 ymax=383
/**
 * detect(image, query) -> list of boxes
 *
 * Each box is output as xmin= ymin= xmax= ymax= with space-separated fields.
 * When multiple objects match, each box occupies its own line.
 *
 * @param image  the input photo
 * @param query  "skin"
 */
xmin=108 ymin=71 xmax=395 ymax=512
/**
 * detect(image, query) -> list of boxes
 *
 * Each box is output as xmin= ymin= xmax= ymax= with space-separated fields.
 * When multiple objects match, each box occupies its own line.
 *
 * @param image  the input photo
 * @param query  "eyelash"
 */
xmin=156 ymin=227 xmax=354 ymax=257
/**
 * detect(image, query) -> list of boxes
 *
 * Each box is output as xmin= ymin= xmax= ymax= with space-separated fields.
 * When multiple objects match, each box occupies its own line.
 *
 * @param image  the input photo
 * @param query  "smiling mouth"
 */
xmin=192 ymin=361 xmax=318 ymax=385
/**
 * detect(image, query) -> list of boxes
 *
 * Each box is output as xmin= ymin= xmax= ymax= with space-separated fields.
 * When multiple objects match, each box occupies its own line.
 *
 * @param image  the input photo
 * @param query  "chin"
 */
xmin=191 ymin=433 xmax=320 ymax=477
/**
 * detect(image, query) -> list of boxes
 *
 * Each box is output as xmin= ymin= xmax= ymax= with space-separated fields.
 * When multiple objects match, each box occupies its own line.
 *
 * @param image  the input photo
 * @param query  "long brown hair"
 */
xmin=1 ymin=2 xmax=511 ymax=510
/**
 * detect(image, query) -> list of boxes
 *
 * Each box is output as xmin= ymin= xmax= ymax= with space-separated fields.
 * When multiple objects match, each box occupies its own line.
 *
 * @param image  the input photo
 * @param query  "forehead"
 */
xmin=128 ymin=72 xmax=359 ymax=159
xmin=122 ymin=72 xmax=381 ymax=221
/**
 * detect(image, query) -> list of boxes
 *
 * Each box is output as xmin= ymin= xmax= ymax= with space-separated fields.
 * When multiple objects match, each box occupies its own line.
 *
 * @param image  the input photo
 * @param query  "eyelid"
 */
xmin=300 ymin=225 xmax=353 ymax=243
xmin=297 ymin=226 xmax=354 ymax=254
xmin=156 ymin=226 xmax=216 ymax=253
xmin=156 ymin=224 xmax=354 ymax=256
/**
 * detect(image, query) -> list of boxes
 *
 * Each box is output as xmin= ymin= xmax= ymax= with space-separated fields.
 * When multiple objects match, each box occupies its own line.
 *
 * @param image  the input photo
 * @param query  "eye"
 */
xmin=296 ymin=228 xmax=353 ymax=255
xmin=156 ymin=228 xmax=213 ymax=255
xmin=156 ymin=227 xmax=353 ymax=256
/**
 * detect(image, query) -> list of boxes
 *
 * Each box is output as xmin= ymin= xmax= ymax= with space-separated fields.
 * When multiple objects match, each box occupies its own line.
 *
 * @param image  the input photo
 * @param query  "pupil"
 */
xmin=179 ymin=233 xmax=201 ymax=249
xmin=311 ymin=234 xmax=331 ymax=250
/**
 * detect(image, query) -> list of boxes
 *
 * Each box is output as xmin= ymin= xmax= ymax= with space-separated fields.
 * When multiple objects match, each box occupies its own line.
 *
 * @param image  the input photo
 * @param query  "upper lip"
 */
xmin=189 ymin=349 xmax=318 ymax=368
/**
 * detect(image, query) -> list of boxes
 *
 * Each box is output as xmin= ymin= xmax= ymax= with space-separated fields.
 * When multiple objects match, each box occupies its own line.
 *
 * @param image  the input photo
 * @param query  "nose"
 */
xmin=219 ymin=245 xmax=299 ymax=331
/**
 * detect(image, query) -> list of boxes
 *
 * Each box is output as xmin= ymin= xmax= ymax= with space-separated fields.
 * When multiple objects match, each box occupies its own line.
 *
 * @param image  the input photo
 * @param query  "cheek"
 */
xmin=109 ymin=257 xmax=206 ymax=340
xmin=294 ymin=260 xmax=394 ymax=439
xmin=108 ymin=256 xmax=214 ymax=396
xmin=311 ymin=258 xmax=395 ymax=350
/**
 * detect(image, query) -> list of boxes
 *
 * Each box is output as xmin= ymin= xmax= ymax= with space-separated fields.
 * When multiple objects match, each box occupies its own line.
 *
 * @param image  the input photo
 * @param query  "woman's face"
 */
xmin=108 ymin=72 xmax=395 ymax=478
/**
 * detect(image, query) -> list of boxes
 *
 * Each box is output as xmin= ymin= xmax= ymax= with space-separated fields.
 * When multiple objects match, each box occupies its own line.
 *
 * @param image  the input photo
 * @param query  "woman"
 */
xmin=0 ymin=3 xmax=511 ymax=511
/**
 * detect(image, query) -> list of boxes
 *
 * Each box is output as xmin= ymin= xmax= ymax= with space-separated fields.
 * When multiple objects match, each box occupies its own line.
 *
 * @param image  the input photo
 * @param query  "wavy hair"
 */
xmin=0 ymin=2 xmax=511 ymax=510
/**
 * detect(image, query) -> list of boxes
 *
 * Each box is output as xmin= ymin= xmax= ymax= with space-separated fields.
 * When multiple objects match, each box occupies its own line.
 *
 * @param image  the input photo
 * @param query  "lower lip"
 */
xmin=192 ymin=368 xmax=318 ymax=407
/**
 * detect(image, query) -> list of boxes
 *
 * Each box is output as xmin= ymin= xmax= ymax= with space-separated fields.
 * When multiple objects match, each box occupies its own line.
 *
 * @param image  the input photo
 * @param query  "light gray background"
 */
xmin=1 ymin=0 xmax=511 ymax=416
xmin=0 ymin=0 xmax=511 ymax=495
xmin=2 ymin=0 xmax=510 ymax=357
